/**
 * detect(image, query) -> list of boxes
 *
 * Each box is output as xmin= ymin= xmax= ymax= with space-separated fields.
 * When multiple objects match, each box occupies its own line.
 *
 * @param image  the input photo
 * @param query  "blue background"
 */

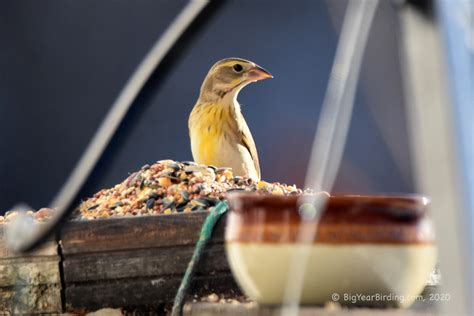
xmin=0 ymin=0 xmax=413 ymax=212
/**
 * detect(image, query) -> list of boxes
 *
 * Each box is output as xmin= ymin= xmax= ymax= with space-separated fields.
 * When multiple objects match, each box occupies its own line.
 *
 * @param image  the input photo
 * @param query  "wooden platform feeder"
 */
xmin=0 ymin=211 xmax=240 ymax=314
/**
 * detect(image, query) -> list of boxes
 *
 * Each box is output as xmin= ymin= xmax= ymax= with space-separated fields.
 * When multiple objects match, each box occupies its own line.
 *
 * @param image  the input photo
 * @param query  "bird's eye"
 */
xmin=233 ymin=64 xmax=243 ymax=73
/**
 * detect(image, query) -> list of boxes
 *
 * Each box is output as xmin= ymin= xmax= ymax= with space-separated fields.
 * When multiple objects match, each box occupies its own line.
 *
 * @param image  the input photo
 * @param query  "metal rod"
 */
xmin=281 ymin=1 xmax=379 ymax=314
xmin=6 ymin=0 xmax=211 ymax=252
xmin=399 ymin=1 xmax=471 ymax=314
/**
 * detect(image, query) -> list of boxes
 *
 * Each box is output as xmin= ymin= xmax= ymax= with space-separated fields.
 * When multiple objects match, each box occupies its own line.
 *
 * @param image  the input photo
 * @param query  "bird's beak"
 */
xmin=247 ymin=64 xmax=273 ymax=81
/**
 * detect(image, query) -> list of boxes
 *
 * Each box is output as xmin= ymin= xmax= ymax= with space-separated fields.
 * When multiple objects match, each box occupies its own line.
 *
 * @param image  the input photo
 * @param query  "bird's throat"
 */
xmin=199 ymin=78 xmax=249 ymax=104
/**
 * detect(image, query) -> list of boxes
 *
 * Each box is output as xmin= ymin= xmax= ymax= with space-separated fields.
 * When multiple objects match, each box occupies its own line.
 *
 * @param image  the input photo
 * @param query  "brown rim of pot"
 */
xmin=225 ymin=192 xmax=435 ymax=244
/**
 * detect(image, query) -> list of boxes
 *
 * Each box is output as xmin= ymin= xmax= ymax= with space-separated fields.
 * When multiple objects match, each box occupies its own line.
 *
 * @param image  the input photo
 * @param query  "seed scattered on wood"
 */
xmin=0 ymin=207 xmax=55 ymax=224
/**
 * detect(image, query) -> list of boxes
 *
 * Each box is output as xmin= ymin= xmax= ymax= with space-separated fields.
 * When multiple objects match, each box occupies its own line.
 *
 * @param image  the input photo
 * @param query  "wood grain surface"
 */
xmin=60 ymin=211 xmax=236 ymax=312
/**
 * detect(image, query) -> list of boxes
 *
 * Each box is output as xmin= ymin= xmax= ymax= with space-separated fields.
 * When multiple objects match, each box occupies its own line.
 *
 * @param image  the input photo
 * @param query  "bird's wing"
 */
xmin=238 ymin=117 xmax=261 ymax=180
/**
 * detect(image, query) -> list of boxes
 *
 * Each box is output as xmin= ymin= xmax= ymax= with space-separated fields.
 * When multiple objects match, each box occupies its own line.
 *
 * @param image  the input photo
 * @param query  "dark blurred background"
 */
xmin=0 ymin=0 xmax=414 ymax=212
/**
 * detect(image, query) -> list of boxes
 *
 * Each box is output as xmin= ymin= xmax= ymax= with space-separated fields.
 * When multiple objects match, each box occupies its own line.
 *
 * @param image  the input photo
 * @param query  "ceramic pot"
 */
xmin=225 ymin=193 xmax=436 ymax=308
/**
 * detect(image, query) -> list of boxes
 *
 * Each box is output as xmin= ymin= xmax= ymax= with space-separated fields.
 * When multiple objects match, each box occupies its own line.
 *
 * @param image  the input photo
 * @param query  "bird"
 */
xmin=188 ymin=58 xmax=273 ymax=181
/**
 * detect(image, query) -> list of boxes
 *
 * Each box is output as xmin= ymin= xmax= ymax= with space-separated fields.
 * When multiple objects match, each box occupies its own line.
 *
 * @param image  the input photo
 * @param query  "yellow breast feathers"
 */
xmin=189 ymin=103 xmax=232 ymax=165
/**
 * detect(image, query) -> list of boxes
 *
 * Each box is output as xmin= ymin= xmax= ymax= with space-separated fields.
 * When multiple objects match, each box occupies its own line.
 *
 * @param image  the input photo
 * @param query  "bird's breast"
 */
xmin=189 ymin=103 xmax=233 ymax=165
xmin=189 ymin=102 xmax=259 ymax=180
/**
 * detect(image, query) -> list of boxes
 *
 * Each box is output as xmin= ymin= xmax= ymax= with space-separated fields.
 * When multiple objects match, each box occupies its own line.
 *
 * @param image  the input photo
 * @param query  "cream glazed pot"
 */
xmin=225 ymin=193 xmax=437 ymax=308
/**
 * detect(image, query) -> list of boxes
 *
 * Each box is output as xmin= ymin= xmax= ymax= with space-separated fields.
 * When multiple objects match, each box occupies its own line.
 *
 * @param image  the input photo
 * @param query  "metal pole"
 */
xmin=281 ymin=1 xmax=379 ymax=314
xmin=6 ymin=0 xmax=219 ymax=252
xmin=398 ymin=1 xmax=471 ymax=314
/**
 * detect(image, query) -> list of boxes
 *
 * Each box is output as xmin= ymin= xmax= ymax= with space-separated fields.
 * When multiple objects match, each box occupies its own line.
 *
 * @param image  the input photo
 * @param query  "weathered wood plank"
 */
xmin=0 ymin=285 xmax=62 ymax=314
xmin=61 ymin=211 xmax=235 ymax=312
xmin=0 ymin=259 xmax=61 ymax=286
xmin=65 ymin=274 xmax=241 ymax=311
xmin=63 ymin=243 xmax=230 ymax=283
xmin=0 ymin=225 xmax=62 ymax=314
xmin=61 ymin=211 xmax=227 ymax=254
xmin=0 ymin=239 xmax=58 ymax=258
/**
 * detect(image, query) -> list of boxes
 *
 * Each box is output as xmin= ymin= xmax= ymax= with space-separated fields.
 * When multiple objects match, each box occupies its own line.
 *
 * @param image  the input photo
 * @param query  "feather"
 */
xmin=237 ymin=115 xmax=261 ymax=180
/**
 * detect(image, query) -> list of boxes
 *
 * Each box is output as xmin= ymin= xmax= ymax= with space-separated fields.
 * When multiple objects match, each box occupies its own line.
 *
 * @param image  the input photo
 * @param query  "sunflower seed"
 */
xmin=149 ymin=192 xmax=160 ymax=199
xmin=162 ymin=200 xmax=175 ymax=210
xmin=193 ymin=197 xmax=218 ymax=207
xmin=110 ymin=202 xmax=124 ymax=209
xmin=182 ymin=161 xmax=197 ymax=166
xmin=179 ymin=191 xmax=189 ymax=201
xmin=146 ymin=198 xmax=155 ymax=209
xmin=169 ymin=162 xmax=181 ymax=171
xmin=191 ymin=205 xmax=206 ymax=212
xmin=158 ymin=159 xmax=177 ymax=166
xmin=176 ymin=202 xmax=188 ymax=212
xmin=226 ymin=188 xmax=246 ymax=193
xmin=192 ymin=198 xmax=208 ymax=207
xmin=202 ymin=196 xmax=219 ymax=205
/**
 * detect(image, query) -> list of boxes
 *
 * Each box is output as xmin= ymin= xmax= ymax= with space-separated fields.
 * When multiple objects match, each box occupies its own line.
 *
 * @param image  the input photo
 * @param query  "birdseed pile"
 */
xmin=77 ymin=160 xmax=303 ymax=220
xmin=0 ymin=160 xmax=304 ymax=223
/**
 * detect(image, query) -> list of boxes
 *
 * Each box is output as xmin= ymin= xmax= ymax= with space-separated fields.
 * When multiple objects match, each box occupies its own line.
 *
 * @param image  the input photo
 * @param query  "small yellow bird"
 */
xmin=188 ymin=58 xmax=273 ymax=181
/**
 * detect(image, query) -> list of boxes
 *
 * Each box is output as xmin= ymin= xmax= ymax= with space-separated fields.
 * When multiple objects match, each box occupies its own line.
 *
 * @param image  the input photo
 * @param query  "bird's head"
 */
xmin=199 ymin=58 xmax=273 ymax=102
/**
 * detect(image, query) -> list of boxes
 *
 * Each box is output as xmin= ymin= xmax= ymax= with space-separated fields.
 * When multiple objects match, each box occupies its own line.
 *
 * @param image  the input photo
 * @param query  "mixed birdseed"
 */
xmin=0 ymin=207 xmax=54 ymax=224
xmin=76 ymin=159 xmax=303 ymax=220
xmin=0 ymin=160 xmax=304 ymax=223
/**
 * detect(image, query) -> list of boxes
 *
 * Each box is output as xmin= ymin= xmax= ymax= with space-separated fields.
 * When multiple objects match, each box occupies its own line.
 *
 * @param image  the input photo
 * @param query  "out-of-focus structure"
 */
xmin=0 ymin=0 xmax=472 ymax=314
